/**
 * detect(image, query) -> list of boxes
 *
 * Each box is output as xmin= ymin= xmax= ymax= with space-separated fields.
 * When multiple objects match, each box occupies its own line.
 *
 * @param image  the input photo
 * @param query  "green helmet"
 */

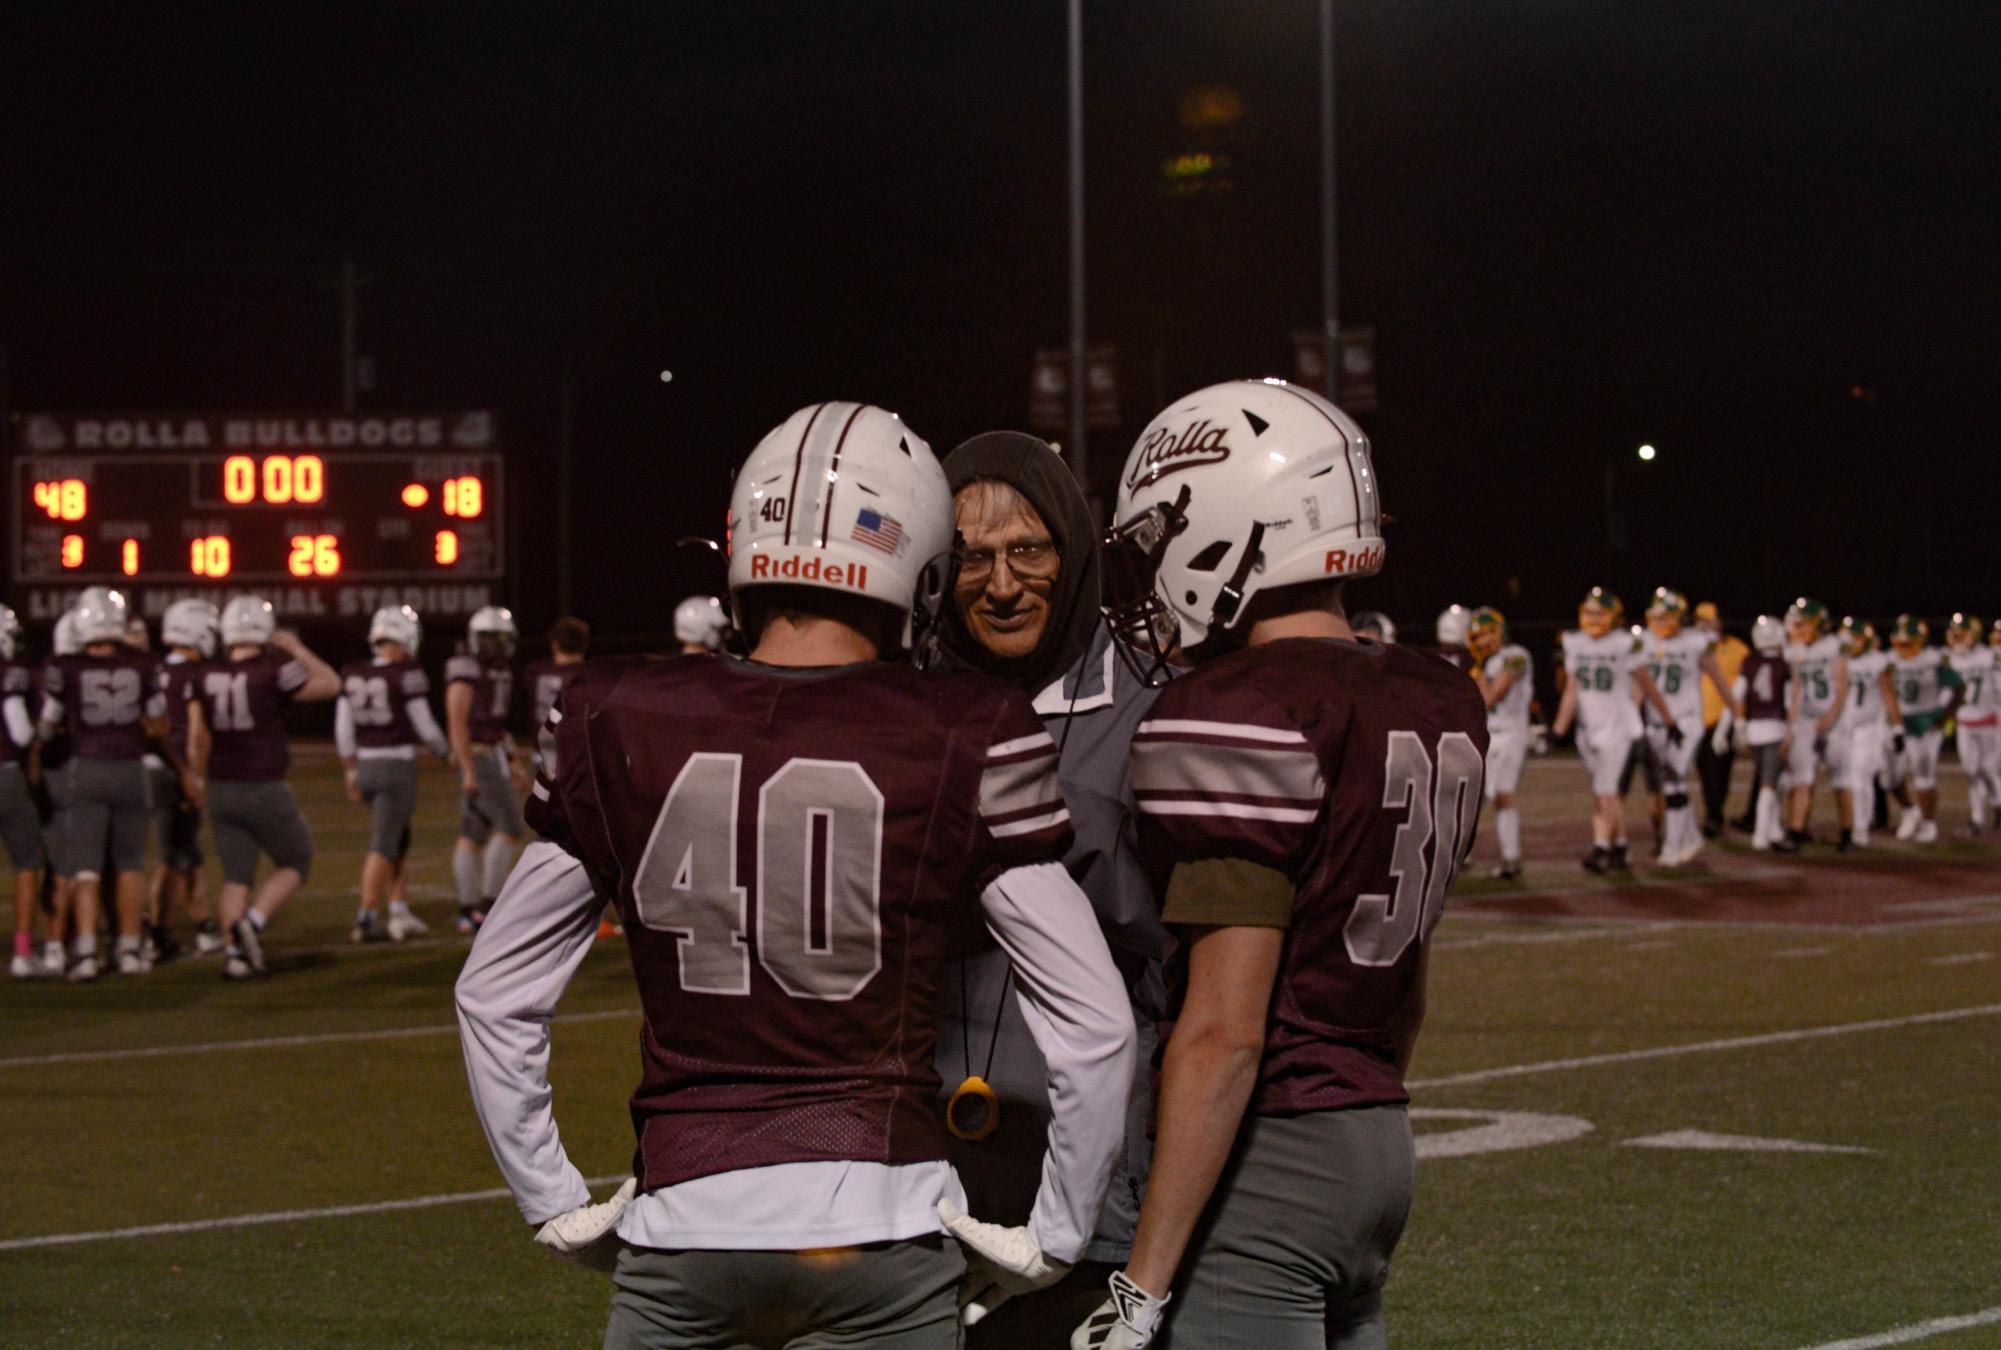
xmin=1890 ymin=613 xmax=1928 ymax=656
xmin=1785 ymin=597 xmax=1829 ymax=639
xmin=1838 ymin=615 xmax=1877 ymax=656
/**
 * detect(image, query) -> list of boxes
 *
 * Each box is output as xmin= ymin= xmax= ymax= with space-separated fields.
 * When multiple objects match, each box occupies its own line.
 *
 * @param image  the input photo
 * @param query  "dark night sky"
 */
xmin=4 ymin=1 xmax=1997 ymax=642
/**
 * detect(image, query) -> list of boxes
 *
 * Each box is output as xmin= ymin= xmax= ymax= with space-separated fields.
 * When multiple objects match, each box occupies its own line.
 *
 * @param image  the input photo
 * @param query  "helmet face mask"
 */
xmin=1946 ymin=613 xmax=1983 ymax=652
xmin=1751 ymin=615 xmax=1786 ymax=653
xmin=1890 ymin=614 xmax=1928 ymax=658
xmin=468 ymin=605 xmax=518 ymax=662
xmin=162 ymin=599 xmax=221 ymax=659
xmin=1099 ymin=483 xmax=1191 ymax=686
xmin=1578 ymin=588 xmax=1621 ymax=638
xmin=1645 ymin=587 xmax=1687 ymax=637
xmin=1467 ymin=607 xmax=1505 ymax=660
xmin=1785 ymin=597 xmax=1829 ymax=645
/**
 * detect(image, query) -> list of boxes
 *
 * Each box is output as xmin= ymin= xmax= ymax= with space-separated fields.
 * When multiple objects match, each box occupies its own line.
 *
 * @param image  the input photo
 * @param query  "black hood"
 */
xmin=940 ymin=431 xmax=1102 ymax=693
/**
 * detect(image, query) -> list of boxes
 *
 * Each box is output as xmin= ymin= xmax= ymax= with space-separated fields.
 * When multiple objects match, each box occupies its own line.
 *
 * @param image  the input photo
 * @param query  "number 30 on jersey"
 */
xmin=1344 ymin=730 xmax=1484 ymax=967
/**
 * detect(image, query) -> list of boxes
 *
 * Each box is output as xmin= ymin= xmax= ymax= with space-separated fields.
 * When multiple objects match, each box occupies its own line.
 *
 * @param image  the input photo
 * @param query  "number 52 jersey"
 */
xmin=1131 ymin=638 xmax=1488 ymax=1116
xmin=530 ymin=655 xmax=1074 ymax=1192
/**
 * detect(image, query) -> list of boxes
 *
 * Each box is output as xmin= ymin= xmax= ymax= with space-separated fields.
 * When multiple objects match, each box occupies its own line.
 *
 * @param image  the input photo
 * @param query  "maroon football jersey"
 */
xmin=532 ymin=655 xmax=1073 ymax=1192
xmin=1132 ymin=638 xmax=1489 ymax=1116
xmin=446 ymin=652 xmax=513 ymax=745
xmin=196 ymin=651 xmax=309 ymax=781
xmin=41 ymin=651 xmax=161 ymax=760
xmin=521 ymin=658 xmax=582 ymax=738
xmin=341 ymin=659 xmax=434 ymax=749
xmin=0 ymin=661 xmax=33 ymax=766
xmin=1741 ymin=651 xmax=1791 ymax=722
xmin=158 ymin=654 xmax=201 ymax=755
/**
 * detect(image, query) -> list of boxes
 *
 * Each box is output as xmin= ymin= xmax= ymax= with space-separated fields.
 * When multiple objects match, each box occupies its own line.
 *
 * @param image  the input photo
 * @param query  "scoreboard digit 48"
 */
xmin=8 ymin=411 xmax=504 ymax=588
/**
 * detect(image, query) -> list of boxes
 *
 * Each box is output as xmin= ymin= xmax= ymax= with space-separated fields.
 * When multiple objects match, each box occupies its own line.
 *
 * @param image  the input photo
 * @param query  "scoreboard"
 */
xmin=7 ymin=411 xmax=506 ymax=622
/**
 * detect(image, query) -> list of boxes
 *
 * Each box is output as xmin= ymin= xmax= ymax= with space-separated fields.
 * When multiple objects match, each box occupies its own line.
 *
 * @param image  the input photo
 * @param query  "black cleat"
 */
xmin=1771 ymin=834 xmax=1801 ymax=854
xmin=148 ymin=925 xmax=181 ymax=964
xmin=1609 ymin=844 xmax=1632 ymax=872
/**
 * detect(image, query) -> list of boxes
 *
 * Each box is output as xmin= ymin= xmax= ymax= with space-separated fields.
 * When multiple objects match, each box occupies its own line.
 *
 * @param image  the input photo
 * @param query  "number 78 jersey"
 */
xmin=530 ymin=655 xmax=1073 ymax=1192
xmin=1130 ymin=638 xmax=1488 ymax=1117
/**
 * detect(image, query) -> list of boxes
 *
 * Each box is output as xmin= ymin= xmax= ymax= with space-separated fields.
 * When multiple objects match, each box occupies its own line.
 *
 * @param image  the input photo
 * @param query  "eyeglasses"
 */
xmin=957 ymin=540 xmax=1058 ymax=583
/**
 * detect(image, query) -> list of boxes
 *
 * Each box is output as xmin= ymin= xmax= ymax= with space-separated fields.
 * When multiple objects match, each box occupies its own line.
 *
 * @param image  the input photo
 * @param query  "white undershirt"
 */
xmin=454 ymin=842 xmax=1134 ymax=1262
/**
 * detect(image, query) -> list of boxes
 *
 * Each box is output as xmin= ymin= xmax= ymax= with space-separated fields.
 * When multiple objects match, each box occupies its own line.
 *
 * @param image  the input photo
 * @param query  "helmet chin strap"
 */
xmin=1209 ymin=521 xmax=1266 ymax=633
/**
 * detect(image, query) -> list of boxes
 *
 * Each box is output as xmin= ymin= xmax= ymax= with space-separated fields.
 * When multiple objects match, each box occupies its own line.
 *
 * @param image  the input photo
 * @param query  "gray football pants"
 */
xmin=208 ymin=779 xmax=314 ymax=886
xmin=1160 ymin=1105 xmax=1415 ymax=1350
xmin=604 ymin=1236 xmax=965 ymax=1350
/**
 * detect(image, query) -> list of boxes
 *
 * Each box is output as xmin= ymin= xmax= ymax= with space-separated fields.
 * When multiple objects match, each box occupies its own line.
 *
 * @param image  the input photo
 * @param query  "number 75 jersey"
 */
xmin=1131 ymin=638 xmax=1488 ymax=1116
xmin=529 ymin=655 xmax=1073 ymax=1191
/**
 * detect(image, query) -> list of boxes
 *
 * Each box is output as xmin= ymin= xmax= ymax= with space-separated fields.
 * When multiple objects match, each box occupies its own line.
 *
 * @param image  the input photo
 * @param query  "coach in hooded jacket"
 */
xmin=933 ymin=431 xmax=1169 ymax=1344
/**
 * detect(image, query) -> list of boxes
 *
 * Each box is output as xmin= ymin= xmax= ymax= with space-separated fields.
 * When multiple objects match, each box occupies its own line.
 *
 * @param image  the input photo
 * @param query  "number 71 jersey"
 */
xmin=529 ymin=655 xmax=1073 ymax=1191
xmin=1131 ymin=638 xmax=1488 ymax=1116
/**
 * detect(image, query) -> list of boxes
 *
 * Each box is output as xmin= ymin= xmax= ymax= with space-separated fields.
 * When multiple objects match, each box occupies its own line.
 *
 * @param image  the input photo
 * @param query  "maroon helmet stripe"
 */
xmin=818 ymin=403 xmax=869 ymax=547
xmin=782 ymin=403 xmax=829 ymax=547
xmin=1271 ymin=382 xmax=1363 ymax=538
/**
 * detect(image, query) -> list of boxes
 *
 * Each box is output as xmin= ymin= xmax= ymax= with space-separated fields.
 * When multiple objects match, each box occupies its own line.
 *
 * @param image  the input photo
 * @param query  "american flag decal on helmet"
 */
xmin=850 ymin=507 xmax=905 ymax=555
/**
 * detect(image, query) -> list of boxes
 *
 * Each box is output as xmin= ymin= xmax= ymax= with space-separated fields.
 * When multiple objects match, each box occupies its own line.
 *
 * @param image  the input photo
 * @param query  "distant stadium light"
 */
xmin=1637 ymin=444 xmax=1657 ymax=461
xmin=658 ymin=369 xmax=674 ymax=383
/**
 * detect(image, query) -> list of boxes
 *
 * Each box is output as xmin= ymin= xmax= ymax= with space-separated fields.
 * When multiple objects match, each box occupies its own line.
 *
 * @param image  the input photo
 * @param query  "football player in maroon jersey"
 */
xmin=38 ymin=587 xmax=188 ymax=979
xmin=187 ymin=596 xmax=340 ymax=978
xmin=446 ymin=605 xmax=524 ymax=932
xmin=147 ymin=599 xmax=221 ymax=961
xmin=2 ymin=604 xmax=49 ymax=979
xmin=1072 ymin=381 xmax=1488 ymax=1350
xmin=337 ymin=605 xmax=450 ymax=942
xmin=457 ymin=402 xmax=1136 ymax=1349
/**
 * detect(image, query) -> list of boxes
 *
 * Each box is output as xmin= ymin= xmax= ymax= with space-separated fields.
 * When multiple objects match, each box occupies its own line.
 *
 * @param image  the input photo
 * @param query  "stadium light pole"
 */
xmin=1067 ymin=0 xmax=1089 ymax=504
xmin=1603 ymin=444 xmax=1657 ymax=570
xmin=1319 ymin=0 xmax=1338 ymax=404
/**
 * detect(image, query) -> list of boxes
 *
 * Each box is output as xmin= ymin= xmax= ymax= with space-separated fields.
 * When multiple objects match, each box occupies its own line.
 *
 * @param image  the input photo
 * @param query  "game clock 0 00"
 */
xmin=8 ymin=411 xmax=504 ymax=586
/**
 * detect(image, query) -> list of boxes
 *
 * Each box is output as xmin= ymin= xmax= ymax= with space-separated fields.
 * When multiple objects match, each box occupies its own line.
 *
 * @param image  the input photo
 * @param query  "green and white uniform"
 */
xmin=1785 ymin=635 xmax=1848 ymax=786
xmin=1887 ymin=648 xmax=1961 ymax=790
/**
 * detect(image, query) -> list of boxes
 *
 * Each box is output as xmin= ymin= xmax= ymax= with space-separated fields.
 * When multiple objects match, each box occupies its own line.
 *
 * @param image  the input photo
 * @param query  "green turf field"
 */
xmin=3 ymin=746 xmax=1997 ymax=1348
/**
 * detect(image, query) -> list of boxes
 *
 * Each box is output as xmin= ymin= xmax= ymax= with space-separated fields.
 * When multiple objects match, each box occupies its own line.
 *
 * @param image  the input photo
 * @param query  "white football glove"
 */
xmin=1071 ymin=1270 xmax=1171 ymax=1350
xmin=935 ymin=1198 xmax=1072 ymax=1325
xmin=533 ymin=1178 xmax=636 ymax=1273
xmin=1709 ymin=723 xmax=1731 ymax=758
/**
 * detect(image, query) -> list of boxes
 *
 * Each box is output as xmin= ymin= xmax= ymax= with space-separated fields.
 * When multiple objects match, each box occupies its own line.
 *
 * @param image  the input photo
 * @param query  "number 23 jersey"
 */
xmin=1131 ymin=638 xmax=1488 ymax=1116
xmin=530 ymin=654 xmax=1073 ymax=1191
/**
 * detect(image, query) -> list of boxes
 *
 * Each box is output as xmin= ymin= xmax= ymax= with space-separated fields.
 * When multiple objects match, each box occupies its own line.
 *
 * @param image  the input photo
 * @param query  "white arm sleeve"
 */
xmin=453 ymin=840 xmax=608 ymax=1225
xmin=980 ymin=860 xmax=1138 ymax=1265
xmin=408 ymin=697 xmax=451 ymax=757
xmin=3 ymin=696 xmax=33 ymax=751
xmin=333 ymin=697 xmax=357 ymax=759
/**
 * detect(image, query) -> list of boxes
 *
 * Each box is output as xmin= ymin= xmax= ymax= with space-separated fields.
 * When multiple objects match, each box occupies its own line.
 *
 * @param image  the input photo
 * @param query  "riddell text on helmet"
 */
xmin=1324 ymin=544 xmax=1384 ymax=574
xmin=748 ymin=552 xmax=869 ymax=589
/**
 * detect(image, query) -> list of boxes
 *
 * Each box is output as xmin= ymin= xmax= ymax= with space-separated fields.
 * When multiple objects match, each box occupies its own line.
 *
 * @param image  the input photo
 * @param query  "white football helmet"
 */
xmin=1751 ymin=615 xmax=1785 ymax=653
xmin=1350 ymin=609 xmax=1397 ymax=644
xmin=1104 ymin=379 xmax=1382 ymax=677
xmin=673 ymin=595 xmax=728 ymax=651
xmin=162 ymin=599 xmax=221 ymax=659
xmin=727 ymin=401 xmax=952 ymax=650
xmin=73 ymin=587 xmax=130 ymax=645
xmin=468 ymin=605 xmax=518 ymax=659
xmin=1436 ymin=604 xmax=1471 ymax=648
xmin=370 ymin=604 xmax=423 ymax=655
xmin=53 ymin=609 xmax=82 ymax=657
xmin=221 ymin=595 xmax=277 ymax=647
xmin=0 ymin=604 xmax=20 ymax=661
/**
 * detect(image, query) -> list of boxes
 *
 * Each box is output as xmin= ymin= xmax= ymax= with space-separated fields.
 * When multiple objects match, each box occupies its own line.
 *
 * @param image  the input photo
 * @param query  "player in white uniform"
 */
xmin=1884 ymin=614 xmax=1964 ymax=844
xmin=1779 ymin=598 xmax=1851 ymax=852
xmin=1469 ymin=607 xmax=1532 ymax=879
xmin=1638 ymin=588 xmax=1735 ymax=866
xmin=1551 ymin=589 xmax=1676 ymax=874
xmin=1838 ymin=618 xmax=1891 ymax=847
xmin=1944 ymin=614 xmax=1998 ymax=834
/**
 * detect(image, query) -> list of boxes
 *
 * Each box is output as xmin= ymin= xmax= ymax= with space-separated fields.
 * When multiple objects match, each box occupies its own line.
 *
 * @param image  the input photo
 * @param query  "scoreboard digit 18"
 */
xmin=8 ymin=411 xmax=504 ymax=592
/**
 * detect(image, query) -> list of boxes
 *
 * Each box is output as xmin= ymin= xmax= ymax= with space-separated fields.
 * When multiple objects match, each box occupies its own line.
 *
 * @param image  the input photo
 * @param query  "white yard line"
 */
xmin=1796 ymin=1305 xmax=2001 ymax=1349
xmin=1410 ymin=1003 xmax=2001 ymax=1091
xmin=0 ymin=1008 xmax=639 ymax=1070
xmin=0 ymin=1174 xmax=628 ymax=1253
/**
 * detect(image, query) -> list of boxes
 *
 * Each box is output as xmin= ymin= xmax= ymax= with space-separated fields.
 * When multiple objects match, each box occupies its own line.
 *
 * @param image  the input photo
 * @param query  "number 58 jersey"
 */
xmin=1132 ymin=638 xmax=1488 ymax=1117
xmin=531 ymin=655 xmax=1074 ymax=1192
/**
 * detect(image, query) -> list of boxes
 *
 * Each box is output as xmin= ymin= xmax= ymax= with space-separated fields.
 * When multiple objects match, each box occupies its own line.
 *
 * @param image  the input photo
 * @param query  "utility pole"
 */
xmin=556 ymin=350 xmax=576 ymax=616
xmin=1319 ymin=0 xmax=1339 ymax=404
xmin=321 ymin=256 xmax=367 ymax=411
xmin=1067 ymin=0 xmax=1089 ymax=501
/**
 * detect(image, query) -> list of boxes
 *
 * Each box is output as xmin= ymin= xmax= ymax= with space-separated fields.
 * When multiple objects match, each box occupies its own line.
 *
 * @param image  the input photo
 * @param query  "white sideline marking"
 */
xmin=1927 ymin=951 xmax=1993 ymax=966
xmin=1410 ymin=1003 xmax=2001 ymax=1091
xmin=1410 ymin=1108 xmax=1594 ymax=1159
xmin=0 ymin=1008 xmax=640 ymax=1070
xmin=1773 ymin=946 xmax=1836 ymax=959
xmin=1620 ymin=1129 xmax=1873 ymax=1155
xmin=1796 ymin=1305 xmax=2001 ymax=1349
xmin=0 ymin=1174 xmax=627 ymax=1253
